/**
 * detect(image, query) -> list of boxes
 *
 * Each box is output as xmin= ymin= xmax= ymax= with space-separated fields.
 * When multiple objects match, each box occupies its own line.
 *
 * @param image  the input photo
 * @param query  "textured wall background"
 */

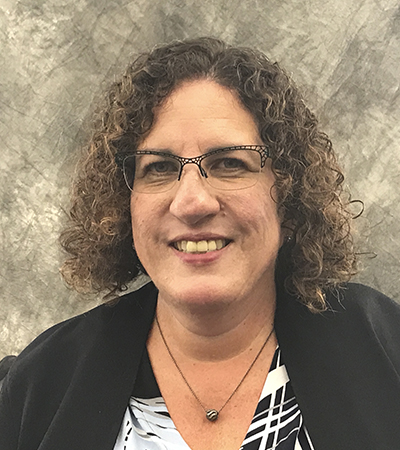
xmin=1 ymin=0 xmax=399 ymax=358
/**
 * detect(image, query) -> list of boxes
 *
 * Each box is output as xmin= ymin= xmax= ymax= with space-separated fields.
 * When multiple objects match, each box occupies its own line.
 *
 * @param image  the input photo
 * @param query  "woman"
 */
xmin=1 ymin=37 xmax=400 ymax=450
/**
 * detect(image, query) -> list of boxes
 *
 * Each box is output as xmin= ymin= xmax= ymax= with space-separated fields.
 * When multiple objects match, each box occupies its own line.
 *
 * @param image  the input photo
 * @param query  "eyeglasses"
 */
xmin=115 ymin=145 xmax=270 ymax=194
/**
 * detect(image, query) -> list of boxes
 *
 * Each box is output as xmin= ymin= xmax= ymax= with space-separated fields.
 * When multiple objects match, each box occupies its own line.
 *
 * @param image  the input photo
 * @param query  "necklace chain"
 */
xmin=155 ymin=315 xmax=275 ymax=422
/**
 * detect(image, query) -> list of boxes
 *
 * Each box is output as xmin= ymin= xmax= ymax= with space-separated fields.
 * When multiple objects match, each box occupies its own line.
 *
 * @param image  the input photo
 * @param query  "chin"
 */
xmin=158 ymin=280 xmax=235 ymax=309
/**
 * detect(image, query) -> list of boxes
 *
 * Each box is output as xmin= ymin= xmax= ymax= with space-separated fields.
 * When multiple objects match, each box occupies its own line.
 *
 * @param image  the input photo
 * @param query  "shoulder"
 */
xmin=277 ymin=282 xmax=400 ymax=368
xmin=328 ymin=283 xmax=400 ymax=358
xmin=326 ymin=282 xmax=398 ymax=310
xmin=278 ymin=281 xmax=400 ymax=326
xmin=0 ymin=282 xmax=158 ymax=449
xmin=276 ymin=281 xmax=400 ymax=351
xmin=14 ymin=281 xmax=156 ymax=365
xmin=2 ymin=281 xmax=157 ymax=395
xmin=324 ymin=282 xmax=400 ymax=328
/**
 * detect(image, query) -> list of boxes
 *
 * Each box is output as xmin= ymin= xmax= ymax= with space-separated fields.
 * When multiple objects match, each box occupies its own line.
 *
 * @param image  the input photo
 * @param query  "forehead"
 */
xmin=139 ymin=80 xmax=261 ymax=154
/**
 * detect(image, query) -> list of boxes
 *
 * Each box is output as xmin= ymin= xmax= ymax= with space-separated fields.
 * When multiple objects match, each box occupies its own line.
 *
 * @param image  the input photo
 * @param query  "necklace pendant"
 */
xmin=206 ymin=409 xmax=219 ymax=421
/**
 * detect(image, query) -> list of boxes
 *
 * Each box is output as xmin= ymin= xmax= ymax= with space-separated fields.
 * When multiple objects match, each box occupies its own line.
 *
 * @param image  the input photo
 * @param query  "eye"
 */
xmin=217 ymin=157 xmax=247 ymax=170
xmin=204 ymin=149 xmax=261 ymax=179
xmin=145 ymin=160 xmax=179 ymax=174
xmin=207 ymin=155 xmax=252 ymax=174
xmin=135 ymin=155 xmax=180 ymax=179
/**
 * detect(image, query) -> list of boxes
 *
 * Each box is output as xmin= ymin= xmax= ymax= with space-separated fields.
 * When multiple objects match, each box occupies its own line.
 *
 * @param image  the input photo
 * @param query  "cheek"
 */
xmin=130 ymin=196 xmax=151 ymax=248
xmin=130 ymin=195 xmax=167 ymax=248
xmin=226 ymin=189 xmax=281 ymax=235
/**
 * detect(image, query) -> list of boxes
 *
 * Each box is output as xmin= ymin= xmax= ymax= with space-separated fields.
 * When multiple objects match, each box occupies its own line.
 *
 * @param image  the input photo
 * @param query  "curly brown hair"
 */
xmin=60 ymin=37 xmax=357 ymax=312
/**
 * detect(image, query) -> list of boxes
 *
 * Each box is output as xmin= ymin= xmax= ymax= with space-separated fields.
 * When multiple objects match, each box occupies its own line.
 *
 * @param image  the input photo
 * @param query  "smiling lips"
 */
xmin=173 ymin=239 xmax=229 ymax=254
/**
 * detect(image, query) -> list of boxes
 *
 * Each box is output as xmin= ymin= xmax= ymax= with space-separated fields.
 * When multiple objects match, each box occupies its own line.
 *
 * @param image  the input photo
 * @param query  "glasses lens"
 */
xmin=202 ymin=149 xmax=262 ymax=190
xmin=124 ymin=153 xmax=181 ymax=193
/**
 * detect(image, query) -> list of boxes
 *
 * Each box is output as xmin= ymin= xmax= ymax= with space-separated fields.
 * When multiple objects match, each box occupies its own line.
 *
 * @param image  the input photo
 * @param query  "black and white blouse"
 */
xmin=114 ymin=347 xmax=314 ymax=450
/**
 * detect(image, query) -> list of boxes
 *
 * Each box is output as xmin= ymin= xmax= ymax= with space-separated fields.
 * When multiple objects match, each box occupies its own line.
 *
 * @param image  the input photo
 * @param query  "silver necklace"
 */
xmin=155 ymin=315 xmax=275 ymax=422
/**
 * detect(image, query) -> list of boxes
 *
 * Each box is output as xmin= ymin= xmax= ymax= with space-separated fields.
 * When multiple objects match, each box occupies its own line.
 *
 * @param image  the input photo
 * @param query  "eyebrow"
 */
xmin=137 ymin=148 xmax=174 ymax=154
xmin=136 ymin=145 xmax=252 ymax=156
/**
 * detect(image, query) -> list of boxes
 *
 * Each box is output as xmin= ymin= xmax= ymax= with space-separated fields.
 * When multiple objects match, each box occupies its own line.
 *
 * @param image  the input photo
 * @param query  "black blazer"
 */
xmin=1 ymin=282 xmax=400 ymax=450
xmin=0 ymin=356 xmax=16 ymax=390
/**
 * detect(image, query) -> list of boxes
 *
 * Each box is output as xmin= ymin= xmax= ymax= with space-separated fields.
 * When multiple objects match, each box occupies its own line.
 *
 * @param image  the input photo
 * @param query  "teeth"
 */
xmin=197 ymin=240 xmax=208 ymax=252
xmin=216 ymin=239 xmax=224 ymax=250
xmin=175 ymin=239 xmax=227 ymax=253
xmin=186 ymin=241 xmax=198 ymax=253
xmin=208 ymin=240 xmax=217 ymax=251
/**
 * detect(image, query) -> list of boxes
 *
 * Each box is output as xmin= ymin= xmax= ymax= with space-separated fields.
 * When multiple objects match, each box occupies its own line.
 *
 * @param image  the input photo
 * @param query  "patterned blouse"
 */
xmin=114 ymin=347 xmax=314 ymax=450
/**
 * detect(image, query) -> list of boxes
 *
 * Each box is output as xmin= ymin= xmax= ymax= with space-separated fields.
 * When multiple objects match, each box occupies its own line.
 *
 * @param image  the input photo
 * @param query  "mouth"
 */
xmin=172 ymin=239 xmax=230 ymax=254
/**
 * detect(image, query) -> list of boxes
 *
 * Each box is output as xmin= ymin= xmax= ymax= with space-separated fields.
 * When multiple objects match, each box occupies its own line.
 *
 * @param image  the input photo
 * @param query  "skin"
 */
xmin=130 ymin=79 xmax=282 ymax=449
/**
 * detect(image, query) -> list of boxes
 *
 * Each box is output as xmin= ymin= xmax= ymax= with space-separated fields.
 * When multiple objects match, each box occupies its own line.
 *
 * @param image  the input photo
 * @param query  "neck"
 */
xmin=154 ymin=288 xmax=276 ymax=362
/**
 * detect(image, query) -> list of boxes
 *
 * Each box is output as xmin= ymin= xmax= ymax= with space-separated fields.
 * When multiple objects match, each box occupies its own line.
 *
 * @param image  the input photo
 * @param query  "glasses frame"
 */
xmin=115 ymin=145 xmax=270 ymax=192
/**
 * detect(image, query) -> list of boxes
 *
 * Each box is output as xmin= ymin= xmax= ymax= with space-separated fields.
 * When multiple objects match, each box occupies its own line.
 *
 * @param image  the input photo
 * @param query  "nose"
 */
xmin=169 ymin=165 xmax=221 ymax=225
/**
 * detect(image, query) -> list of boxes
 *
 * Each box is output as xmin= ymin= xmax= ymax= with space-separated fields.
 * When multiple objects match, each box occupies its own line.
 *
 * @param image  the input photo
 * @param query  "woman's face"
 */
xmin=130 ymin=80 xmax=282 ymax=310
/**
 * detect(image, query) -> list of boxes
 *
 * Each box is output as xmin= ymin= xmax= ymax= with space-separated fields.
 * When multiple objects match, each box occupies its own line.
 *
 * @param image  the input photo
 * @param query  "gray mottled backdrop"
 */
xmin=1 ymin=0 xmax=399 ymax=358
